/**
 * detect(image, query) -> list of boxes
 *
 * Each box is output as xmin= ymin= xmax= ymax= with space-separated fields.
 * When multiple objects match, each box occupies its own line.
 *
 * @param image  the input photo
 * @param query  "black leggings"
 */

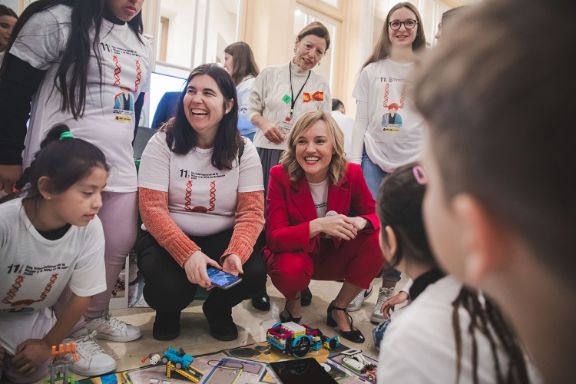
xmin=135 ymin=228 xmax=266 ymax=314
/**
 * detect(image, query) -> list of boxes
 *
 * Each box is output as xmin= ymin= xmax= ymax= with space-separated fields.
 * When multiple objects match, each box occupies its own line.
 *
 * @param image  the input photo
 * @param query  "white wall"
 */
xmin=207 ymin=0 xmax=238 ymax=65
xmin=157 ymin=0 xmax=239 ymax=69
xmin=159 ymin=0 xmax=197 ymax=68
xmin=2 ymin=0 xmax=19 ymax=13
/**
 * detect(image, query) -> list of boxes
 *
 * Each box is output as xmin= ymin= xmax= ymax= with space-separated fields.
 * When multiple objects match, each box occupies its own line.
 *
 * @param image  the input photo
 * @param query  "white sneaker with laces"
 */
xmin=68 ymin=331 xmax=116 ymax=377
xmin=346 ymin=282 xmax=374 ymax=312
xmin=81 ymin=314 xmax=141 ymax=342
xmin=370 ymin=286 xmax=395 ymax=324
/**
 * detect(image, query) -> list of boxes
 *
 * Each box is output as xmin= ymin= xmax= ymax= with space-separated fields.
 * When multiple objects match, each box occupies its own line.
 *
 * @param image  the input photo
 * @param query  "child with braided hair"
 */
xmin=0 ymin=125 xmax=109 ymax=383
xmin=414 ymin=1 xmax=576 ymax=382
xmin=374 ymin=163 xmax=540 ymax=384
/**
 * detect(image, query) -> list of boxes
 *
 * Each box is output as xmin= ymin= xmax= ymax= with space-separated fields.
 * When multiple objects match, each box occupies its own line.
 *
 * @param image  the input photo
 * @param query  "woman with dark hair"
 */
xmin=224 ymin=41 xmax=260 ymax=141
xmin=348 ymin=2 xmax=427 ymax=321
xmin=375 ymin=164 xmax=538 ymax=384
xmin=264 ymin=111 xmax=384 ymax=344
xmin=136 ymin=64 xmax=266 ymax=342
xmin=0 ymin=5 xmax=17 ymax=65
xmin=0 ymin=0 xmax=152 ymax=375
xmin=248 ymin=21 xmax=332 ymax=311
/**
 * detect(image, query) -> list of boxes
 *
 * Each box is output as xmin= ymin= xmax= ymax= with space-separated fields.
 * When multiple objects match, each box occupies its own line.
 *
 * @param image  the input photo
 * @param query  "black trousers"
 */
xmin=135 ymin=228 xmax=266 ymax=315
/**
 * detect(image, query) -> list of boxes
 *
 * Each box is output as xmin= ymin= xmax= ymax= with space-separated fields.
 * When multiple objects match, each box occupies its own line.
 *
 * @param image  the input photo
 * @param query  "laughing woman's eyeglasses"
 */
xmin=389 ymin=19 xmax=418 ymax=30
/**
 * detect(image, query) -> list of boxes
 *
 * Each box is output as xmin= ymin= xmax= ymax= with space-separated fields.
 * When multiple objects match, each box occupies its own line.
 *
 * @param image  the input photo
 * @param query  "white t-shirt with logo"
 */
xmin=352 ymin=59 xmax=424 ymax=172
xmin=0 ymin=198 xmax=106 ymax=353
xmin=9 ymin=4 xmax=153 ymax=192
xmin=138 ymin=131 xmax=264 ymax=237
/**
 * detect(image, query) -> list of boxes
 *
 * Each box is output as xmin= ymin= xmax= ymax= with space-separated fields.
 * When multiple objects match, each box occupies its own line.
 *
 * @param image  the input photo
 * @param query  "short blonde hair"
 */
xmin=280 ymin=111 xmax=347 ymax=185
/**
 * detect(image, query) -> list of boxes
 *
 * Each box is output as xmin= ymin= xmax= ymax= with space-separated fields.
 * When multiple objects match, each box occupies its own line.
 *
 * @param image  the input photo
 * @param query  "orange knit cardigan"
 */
xmin=139 ymin=187 xmax=264 ymax=267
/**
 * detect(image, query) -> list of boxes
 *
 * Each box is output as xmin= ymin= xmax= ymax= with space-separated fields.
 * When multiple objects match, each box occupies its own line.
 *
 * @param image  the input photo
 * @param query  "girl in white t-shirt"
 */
xmin=374 ymin=163 xmax=539 ymax=384
xmin=0 ymin=0 xmax=152 ymax=372
xmin=0 ymin=125 xmax=108 ymax=383
xmin=349 ymin=1 xmax=427 ymax=323
xmin=136 ymin=64 xmax=266 ymax=342
xmin=224 ymin=41 xmax=260 ymax=142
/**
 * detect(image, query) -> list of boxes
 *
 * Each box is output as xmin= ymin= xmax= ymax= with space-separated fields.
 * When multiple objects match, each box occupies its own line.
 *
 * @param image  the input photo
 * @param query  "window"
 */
xmin=158 ymin=17 xmax=169 ymax=62
xmin=319 ymin=0 xmax=340 ymax=7
xmin=155 ymin=0 xmax=241 ymax=70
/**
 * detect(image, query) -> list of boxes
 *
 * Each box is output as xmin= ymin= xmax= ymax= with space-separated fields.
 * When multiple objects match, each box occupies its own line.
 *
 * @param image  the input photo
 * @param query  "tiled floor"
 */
xmin=101 ymin=278 xmax=400 ymax=374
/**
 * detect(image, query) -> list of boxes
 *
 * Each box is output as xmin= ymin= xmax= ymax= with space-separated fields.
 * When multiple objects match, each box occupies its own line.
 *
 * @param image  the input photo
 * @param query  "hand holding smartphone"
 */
xmin=207 ymin=268 xmax=242 ymax=289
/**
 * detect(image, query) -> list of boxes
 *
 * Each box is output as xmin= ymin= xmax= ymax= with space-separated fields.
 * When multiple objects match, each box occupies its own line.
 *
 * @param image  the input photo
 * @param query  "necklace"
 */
xmin=288 ymin=62 xmax=312 ymax=119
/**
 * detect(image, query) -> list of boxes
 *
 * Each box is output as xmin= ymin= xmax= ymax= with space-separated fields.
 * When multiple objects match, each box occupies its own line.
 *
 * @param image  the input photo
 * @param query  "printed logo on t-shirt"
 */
xmin=1 ymin=273 xmax=60 ymax=311
xmin=381 ymin=103 xmax=403 ymax=132
xmin=179 ymin=169 xmax=225 ymax=214
xmin=380 ymin=78 xmax=406 ymax=133
xmin=315 ymin=202 xmax=327 ymax=210
xmin=1 ymin=263 xmax=68 ymax=310
xmin=104 ymin=42 xmax=144 ymax=122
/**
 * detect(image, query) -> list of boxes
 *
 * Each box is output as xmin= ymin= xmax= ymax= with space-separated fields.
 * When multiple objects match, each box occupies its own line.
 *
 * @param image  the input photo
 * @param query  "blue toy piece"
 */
xmin=160 ymin=347 xmax=194 ymax=370
xmin=372 ymin=319 xmax=391 ymax=350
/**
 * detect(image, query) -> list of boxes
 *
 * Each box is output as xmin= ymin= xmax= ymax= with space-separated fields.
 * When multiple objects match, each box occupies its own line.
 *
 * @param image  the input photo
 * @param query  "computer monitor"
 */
xmin=148 ymin=72 xmax=187 ymax=127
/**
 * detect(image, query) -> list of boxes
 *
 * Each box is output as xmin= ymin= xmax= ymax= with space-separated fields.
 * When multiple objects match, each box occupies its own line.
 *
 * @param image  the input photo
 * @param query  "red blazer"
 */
xmin=265 ymin=163 xmax=380 ymax=254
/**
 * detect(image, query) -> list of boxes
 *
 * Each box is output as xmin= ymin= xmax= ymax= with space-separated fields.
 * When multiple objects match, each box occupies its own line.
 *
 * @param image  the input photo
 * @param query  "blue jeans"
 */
xmin=361 ymin=150 xmax=401 ymax=282
xmin=361 ymin=150 xmax=388 ymax=200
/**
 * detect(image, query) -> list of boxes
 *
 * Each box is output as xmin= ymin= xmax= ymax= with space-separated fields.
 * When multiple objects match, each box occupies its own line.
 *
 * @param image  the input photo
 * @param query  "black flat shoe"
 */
xmin=251 ymin=290 xmax=271 ymax=311
xmin=301 ymin=287 xmax=312 ymax=306
xmin=202 ymin=301 xmax=238 ymax=341
xmin=208 ymin=321 xmax=239 ymax=341
xmin=279 ymin=305 xmax=302 ymax=323
xmin=326 ymin=302 xmax=365 ymax=344
xmin=153 ymin=311 xmax=181 ymax=341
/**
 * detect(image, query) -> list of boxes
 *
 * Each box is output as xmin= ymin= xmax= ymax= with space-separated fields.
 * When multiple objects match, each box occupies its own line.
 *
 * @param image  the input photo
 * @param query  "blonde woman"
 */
xmin=263 ymin=111 xmax=384 ymax=343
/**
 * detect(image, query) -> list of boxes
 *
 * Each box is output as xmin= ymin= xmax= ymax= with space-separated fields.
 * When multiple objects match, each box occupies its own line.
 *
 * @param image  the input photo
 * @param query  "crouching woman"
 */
xmin=135 ymin=64 xmax=266 ymax=342
xmin=264 ymin=111 xmax=385 ymax=343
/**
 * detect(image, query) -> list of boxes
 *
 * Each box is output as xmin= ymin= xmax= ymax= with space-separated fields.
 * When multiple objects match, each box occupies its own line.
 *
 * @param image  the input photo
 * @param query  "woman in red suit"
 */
xmin=264 ymin=110 xmax=384 ymax=343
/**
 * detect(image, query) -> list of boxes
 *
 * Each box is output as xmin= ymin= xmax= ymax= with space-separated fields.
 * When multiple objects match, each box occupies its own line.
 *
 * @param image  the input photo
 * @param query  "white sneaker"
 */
xmin=347 ymin=283 xmax=374 ymax=312
xmin=82 ymin=314 xmax=142 ymax=342
xmin=370 ymin=286 xmax=395 ymax=324
xmin=68 ymin=331 xmax=117 ymax=377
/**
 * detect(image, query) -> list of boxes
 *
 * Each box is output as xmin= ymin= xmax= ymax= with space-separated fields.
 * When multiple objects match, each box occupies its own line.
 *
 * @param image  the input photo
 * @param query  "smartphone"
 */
xmin=207 ymin=268 xmax=242 ymax=289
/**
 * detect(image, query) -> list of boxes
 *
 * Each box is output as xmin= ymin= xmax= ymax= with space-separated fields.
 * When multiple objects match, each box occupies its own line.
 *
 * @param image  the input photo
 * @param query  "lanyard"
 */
xmin=289 ymin=62 xmax=312 ymax=118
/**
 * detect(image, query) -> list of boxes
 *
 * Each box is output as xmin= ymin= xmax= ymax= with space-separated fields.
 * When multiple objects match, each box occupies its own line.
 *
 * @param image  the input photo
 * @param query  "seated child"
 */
xmin=0 ymin=125 xmax=109 ymax=383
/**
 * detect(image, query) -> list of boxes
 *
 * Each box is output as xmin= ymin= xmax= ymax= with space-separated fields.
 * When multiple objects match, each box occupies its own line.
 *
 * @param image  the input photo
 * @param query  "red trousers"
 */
xmin=265 ymin=231 xmax=385 ymax=300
